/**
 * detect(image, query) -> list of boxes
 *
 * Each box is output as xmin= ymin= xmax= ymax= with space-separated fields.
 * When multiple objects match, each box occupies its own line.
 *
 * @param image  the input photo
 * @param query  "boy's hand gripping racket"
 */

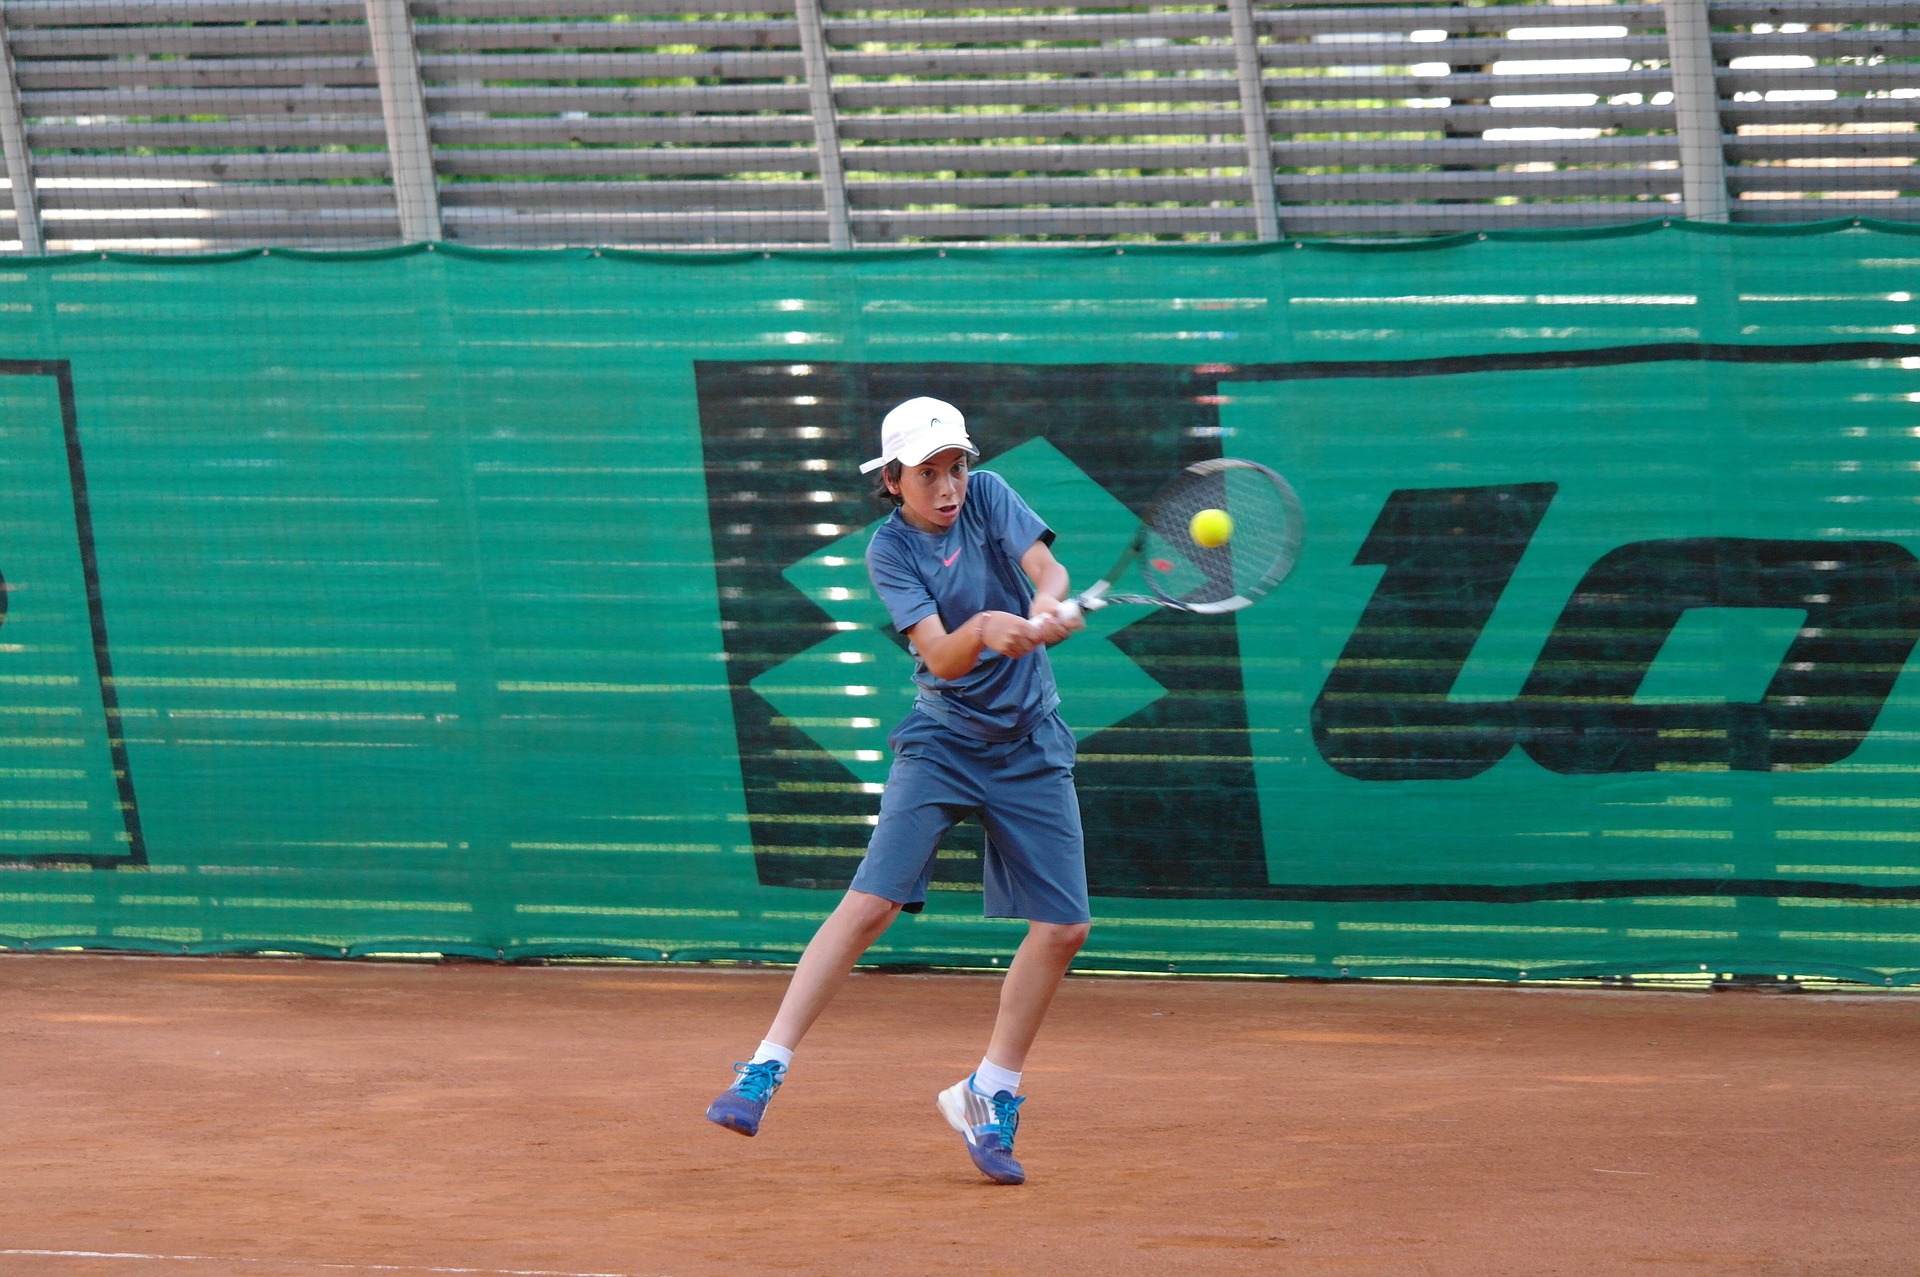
xmin=1051 ymin=457 xmax=1304 ymax=623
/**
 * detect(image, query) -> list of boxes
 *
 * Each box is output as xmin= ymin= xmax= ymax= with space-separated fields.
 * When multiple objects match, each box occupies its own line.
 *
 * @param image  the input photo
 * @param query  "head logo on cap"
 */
xmin=860 ymin=397 xmax=980 ymax=474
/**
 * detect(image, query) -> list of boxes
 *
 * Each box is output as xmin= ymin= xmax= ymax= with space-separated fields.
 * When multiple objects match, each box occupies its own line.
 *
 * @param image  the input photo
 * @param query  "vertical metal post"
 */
xmin=794 ymin=0 xmax=852 ymax=249
xmin=0 ymin=13 xmax=44 ymax=254
xmin=1664 ymin=0 xmax=1730 ymax=224
xmin=365 ymin=0 xmax=443 ymax=243
xmin=1226 ymin=0 xmax=1279 ymax=241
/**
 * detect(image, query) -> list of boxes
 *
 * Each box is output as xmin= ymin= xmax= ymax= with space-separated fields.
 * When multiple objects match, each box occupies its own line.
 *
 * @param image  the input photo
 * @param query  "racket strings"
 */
xmin=1149 ymin=471 xmax=1236 ymax=602
xmin=1140 ymin=461 xmax=1302 ymax=608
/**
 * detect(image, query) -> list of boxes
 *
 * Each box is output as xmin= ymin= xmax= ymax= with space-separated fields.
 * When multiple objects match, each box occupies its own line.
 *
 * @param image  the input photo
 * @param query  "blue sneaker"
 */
xmin=706 ymin=1059 xmax=786 ymax=1137
xmin=936 ymin=1075 xmax=1027 ymax=1185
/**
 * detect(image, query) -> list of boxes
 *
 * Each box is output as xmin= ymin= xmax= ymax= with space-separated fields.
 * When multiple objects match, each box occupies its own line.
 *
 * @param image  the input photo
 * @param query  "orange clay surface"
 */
xmin=3 ymin=953 xmax=1918 ymax=1277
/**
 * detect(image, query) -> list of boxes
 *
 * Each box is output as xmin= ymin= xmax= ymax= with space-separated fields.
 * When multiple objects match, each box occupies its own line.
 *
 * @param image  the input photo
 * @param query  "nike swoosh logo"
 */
xmin=941 ymin=549 xmax=962 ymax=568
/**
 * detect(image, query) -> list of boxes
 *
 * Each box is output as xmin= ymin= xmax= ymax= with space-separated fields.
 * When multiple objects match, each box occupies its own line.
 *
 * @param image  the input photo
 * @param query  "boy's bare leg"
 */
xmin=984 ymin=920 xmax=1090 ymax=1072
xmin=763 ymin=889 xmax=903 ymax=1050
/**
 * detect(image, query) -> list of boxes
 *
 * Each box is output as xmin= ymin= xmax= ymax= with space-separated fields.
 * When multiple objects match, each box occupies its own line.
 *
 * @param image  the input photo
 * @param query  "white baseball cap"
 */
xmin=858 ymin=397 xmax=978 ymax=474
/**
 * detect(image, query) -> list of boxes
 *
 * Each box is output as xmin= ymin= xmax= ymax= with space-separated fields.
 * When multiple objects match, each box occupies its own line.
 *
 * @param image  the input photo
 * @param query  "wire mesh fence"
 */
xmin=0 ymin=0 xmax=1913 ymax=253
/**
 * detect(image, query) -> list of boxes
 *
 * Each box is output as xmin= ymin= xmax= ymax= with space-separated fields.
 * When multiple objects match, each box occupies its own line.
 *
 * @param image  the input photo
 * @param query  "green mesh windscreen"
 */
xmin=3 ymin=220 xmax=1919 ymax=983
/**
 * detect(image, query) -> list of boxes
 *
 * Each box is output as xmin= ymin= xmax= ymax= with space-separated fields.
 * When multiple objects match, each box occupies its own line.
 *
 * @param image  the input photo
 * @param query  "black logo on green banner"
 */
xmin=695 ymin=361 xmax=1270 ymax=902
xmin=1314 ymin=483 xmax=1920 ymax=779
xmin=0 ymin=360 xmax=146 ymax=867
xmin=697 ymin=345 xmax=1920 ymax=904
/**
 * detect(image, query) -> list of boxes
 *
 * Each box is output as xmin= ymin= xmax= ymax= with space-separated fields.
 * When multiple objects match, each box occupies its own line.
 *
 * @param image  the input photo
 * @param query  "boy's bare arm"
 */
xmin=907 ymin=609 xmax=1042 ymax=679
xmin=903 ymin=540 xmax=1082 ymax=677
xmin=1021 ymin=540 xmax=1083 ymax=645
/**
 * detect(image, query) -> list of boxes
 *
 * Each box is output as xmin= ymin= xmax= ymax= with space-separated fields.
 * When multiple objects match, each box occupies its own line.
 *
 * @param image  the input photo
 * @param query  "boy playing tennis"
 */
xmin=705 ymin=396 xmax=1088 ymax=1186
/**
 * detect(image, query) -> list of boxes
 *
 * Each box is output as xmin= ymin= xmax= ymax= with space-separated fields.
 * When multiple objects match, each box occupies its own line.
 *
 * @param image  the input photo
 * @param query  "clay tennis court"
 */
xmin=5 ymin=954 xmax=1917 ymax=1277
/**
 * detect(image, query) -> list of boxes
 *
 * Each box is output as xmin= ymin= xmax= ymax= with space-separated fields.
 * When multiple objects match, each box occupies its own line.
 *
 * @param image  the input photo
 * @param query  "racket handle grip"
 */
xmin=1027 ymin=597 xmax=1084 ymax=633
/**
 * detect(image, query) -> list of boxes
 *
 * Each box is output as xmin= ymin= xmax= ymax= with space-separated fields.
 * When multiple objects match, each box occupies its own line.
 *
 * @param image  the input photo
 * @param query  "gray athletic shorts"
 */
xmin=850 ymin=710 xmax=1090 ymax=925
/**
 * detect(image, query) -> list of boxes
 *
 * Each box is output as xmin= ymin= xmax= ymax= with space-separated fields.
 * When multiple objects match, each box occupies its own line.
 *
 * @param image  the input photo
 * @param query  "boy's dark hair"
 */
xmin=872 ymin=459 xmax=903 ymax=506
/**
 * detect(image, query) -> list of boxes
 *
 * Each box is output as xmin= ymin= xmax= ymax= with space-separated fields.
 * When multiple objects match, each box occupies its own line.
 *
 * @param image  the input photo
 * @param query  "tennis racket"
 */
xmin=1049 ymin=457 xmax=1304 ymax=623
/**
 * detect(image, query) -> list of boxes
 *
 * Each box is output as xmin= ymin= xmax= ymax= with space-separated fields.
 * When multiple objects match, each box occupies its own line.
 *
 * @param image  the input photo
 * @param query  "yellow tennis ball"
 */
xmin=1189 ymin=507 xmax=1233 ymax=548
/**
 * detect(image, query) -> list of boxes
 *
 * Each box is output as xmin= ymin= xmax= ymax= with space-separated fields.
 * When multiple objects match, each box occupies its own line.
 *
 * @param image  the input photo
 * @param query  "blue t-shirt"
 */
xmin=866 ymin=469 xmax=1061 ymax=742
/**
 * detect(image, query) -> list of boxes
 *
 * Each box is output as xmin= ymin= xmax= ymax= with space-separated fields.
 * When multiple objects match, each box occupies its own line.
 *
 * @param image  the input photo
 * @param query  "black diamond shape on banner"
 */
xmin=694 ymin=360 xmax=1269 ymax=899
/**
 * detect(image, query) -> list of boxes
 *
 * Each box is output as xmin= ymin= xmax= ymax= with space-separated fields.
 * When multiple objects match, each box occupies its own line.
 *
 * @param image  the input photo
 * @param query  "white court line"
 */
xmin=0 ymin=1251 xmax=653 ymax=1277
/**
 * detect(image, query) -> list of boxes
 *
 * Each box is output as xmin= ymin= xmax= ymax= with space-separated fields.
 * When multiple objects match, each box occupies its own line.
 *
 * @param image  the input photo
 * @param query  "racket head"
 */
xmin=1127 ymin=459 xmax=1304 ymax=612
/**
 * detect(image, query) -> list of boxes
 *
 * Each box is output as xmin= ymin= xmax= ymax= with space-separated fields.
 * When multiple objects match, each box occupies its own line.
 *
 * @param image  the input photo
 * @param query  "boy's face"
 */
xmin=888 ymin=447 xmax=971 ymax=533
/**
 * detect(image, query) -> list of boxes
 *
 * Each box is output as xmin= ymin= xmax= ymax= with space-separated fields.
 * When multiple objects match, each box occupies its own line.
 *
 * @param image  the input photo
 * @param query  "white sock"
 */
xmin=971 ymin=1057 xmax=1022 ymax=1097
xmin=750 ymin=1040 xmax=793 ymax=1069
